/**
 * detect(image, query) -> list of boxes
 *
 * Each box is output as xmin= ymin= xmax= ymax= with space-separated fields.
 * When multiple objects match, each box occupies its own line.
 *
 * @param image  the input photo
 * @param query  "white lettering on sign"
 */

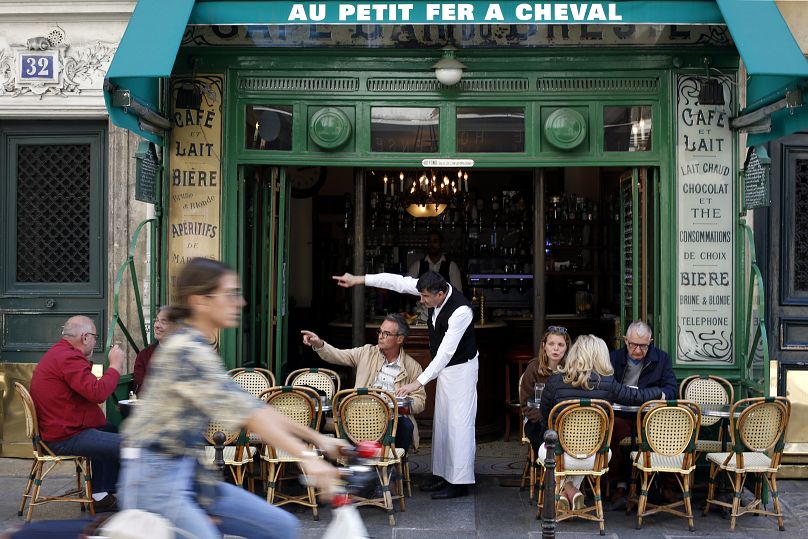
xmin=286 ymin=3 xmax=624 ymax=23
xmin=421 ymin=158 xmax=475 ymax=167
xmin=675 ymin=74 xmax=735 ymax=364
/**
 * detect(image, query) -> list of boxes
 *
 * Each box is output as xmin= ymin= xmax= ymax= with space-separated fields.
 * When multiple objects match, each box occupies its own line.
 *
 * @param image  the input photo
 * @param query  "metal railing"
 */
xmin=104 ymin=218 xmax=158 ymax=362
xmin=739 ymin=220 xmax=769 ymax=398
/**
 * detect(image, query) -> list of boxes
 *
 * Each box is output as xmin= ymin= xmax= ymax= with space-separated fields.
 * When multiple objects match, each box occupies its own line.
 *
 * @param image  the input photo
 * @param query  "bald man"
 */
xmin=30 ymin=316 xmax=125 ymax=512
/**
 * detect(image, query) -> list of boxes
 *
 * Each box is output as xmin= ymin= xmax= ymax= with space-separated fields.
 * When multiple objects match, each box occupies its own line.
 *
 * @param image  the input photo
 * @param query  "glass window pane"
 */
xmin=604 ymin=106 xmax=652 ymax=152
xmin=371 ymin=107 xmax=439 ymax=153
xmin=457 ymin=107 xmax=525 ymax=152
xmin=245 ymin=105 xmax=293 ymax=150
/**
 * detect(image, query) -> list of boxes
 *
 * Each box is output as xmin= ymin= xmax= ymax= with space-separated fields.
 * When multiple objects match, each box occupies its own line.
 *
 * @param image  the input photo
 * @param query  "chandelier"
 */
xmin=381 ymin=169 xmax=470 ymax=218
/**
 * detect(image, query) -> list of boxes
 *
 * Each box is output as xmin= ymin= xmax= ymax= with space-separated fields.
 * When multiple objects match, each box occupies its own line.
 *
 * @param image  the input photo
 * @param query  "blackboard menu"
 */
xmin=135 ymin=142 xmax=160 ymax=205
xmin=621 ymin=177 xmax=634 ymax=332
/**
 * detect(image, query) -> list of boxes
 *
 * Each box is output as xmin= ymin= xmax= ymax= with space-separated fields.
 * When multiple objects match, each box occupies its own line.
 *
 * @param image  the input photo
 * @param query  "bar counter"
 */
xmin=328 ymin=319 xmax=507 ymax=437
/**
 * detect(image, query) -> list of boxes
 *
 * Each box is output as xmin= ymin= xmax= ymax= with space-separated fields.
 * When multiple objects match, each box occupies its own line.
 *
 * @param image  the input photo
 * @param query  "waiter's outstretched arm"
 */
xmin=333 ymin=272 xmax=420 ymax=296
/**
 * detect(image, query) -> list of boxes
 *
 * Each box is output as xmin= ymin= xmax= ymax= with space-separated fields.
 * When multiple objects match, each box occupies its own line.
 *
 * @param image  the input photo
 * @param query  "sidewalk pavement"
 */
xmin=0 ymin=455 xmax=805 ymax=538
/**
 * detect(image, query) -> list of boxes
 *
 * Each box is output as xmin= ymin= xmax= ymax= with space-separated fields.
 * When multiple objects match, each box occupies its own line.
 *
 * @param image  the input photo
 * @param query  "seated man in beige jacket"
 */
xmin=301 ymin=313 xmax=426 ymax=451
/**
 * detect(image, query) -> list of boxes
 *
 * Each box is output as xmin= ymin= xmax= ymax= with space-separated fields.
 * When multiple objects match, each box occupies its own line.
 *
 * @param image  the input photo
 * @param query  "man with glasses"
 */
xmin=608 ymin=320 xmax=677 ymax=510
xmin=29 ymin=316 xmax=125 ymax=513
xmin=301 ymin=313 xmax=426 ymax=452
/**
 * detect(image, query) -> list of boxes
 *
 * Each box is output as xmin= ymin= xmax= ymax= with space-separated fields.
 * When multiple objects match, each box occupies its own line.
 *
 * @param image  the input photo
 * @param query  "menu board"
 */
xmin=621 ymin=176 xmax=634 ymax=333
xmin=166 ymin=75 xmax=224 ymax=302
xmin=675 ymin=74 xmax=734 ymax=363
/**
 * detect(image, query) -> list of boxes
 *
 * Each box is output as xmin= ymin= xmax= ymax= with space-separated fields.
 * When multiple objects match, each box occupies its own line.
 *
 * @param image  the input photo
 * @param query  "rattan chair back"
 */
xmin=14 ymin=383 xmax=46 ymax=456
xmin=334 ymin=388 xmax=396 ymax=449
xmin=228 ymin=368 xmax=275 ymax=397
xmin=680 ymin=375 xmax=733 ymax=427
xmin=261 ymin=386 xmax=321 ymax=431
xmin=203 ymin=419 xmax=242 ymax=446
xmin=286 ymin=368 xmax=340 ymax=398
xmin=637 ymin=400 xmax=701 ymax=458
xmin=548 ymin=399 xmax=613 ymax=465
xmin=732 ymin=397 xmax=790 ymax=455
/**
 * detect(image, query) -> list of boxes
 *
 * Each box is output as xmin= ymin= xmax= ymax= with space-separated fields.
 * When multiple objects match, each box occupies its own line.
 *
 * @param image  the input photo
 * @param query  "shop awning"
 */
xmin=716 ymin=0 xmax=808 ymax=145
xmin=104 ymin=0 xmax=808 ymax=145
xmin=104 ymin=0 xmax=195 ymax=144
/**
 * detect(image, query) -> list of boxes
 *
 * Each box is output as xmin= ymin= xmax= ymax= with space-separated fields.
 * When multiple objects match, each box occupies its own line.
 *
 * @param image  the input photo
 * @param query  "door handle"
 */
xmin=45 ymin=299 xmax=55 ymax=309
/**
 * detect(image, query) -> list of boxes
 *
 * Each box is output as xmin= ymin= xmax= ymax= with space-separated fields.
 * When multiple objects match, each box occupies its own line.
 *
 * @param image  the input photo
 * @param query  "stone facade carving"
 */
xmin=0 ymin=29 xmax=115 ymax=99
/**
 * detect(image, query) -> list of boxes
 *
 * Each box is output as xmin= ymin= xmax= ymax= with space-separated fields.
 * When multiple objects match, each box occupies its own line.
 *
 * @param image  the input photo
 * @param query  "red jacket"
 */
xmin=30 ymin=339 xmax=120 ymax=442
xmin=133 ymin=342 xmax=158 ymax=394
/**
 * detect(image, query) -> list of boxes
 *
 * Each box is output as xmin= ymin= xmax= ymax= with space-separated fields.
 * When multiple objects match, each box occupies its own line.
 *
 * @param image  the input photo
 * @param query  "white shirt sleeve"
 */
xmin=417 ymin=304 xmax=474 ymax=385
xmin=448 ymin=261 xmax=464 ymax=292
xmin=365 ymin=273 xmax=420 ymax=296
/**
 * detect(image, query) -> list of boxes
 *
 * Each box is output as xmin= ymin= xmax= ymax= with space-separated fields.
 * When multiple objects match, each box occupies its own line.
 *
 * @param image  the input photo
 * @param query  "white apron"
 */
xmin=432 ymin=357 xmax=478 ymax=485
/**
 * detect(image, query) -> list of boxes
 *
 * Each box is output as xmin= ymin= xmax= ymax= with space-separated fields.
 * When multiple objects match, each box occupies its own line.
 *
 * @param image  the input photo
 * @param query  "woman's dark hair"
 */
xmin=165 ymin=258 xmax=235 ymax=323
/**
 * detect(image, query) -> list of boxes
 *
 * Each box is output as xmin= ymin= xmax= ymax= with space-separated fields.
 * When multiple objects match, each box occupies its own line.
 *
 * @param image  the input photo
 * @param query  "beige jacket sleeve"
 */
xmin=402 ymin=353 xmax=427 ymax=415
xmin=313 ymin=341 xmax=365 ymax=367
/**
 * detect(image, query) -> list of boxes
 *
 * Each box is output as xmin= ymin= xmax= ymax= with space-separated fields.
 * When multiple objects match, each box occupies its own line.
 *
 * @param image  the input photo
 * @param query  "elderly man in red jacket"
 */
xmin=30 ymin=316 xmax=125 ymax=512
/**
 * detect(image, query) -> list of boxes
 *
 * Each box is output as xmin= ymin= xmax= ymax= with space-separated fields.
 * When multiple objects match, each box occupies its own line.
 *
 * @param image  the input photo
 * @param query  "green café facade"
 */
xmin=103 ymin=0 xmax=808 ymax=447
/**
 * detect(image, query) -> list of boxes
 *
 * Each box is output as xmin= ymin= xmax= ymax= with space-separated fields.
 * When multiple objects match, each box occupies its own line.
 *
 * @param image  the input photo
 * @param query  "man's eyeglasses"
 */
xmin=377 ymin=330 xmax=402 ymax=339
xmin=626 ymin=340 xmax=652 ymax=351
xmin=82 ymin=332 xmax=98 ymax=339
xmin=547 ymin=326 xmax=568 ymax=334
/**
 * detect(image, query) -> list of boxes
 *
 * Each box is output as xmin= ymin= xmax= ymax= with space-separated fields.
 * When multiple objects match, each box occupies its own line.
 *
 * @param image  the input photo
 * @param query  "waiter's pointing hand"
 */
xmin=332 ymin=273 xmax=363 ymax=288
xmin=396 ymin=381 xmax=422 ymax=397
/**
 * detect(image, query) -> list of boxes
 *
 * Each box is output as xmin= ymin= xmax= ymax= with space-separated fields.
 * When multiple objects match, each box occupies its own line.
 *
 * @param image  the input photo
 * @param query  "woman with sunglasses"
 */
xmin=538 ymin=335 xmax=662 ymax=511
xmin=519 ymin=326 xmax=572 ymax=452
xmin=118 ymin=258 xmax=345 ymax=538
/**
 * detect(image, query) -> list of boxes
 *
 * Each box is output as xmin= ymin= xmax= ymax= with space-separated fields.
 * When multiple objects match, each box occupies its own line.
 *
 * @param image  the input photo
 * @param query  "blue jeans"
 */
xmin=119 ymin=448 xmax=300 ymax=539
xmin=396 ymin=416 xmax=415 ymax=451
xmin=47 ymin=422 xmax=120 ymax=493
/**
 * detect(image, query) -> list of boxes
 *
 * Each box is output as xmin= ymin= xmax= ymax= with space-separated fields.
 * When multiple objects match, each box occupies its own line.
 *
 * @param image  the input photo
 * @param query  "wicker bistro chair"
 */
xmin=629 ymin=400 xmax=701 ymax=531
xmin=536 ymin=399 xmax=613 ymax=536
xmin=333 ymin=387 xmax=405 ymax=526
xmin=14 ymin=382 xmax=95 ymax=522
xmin=286 ymin=368 xmax=340 ymax=399
xmin=703 ymin=396 xmax=791 ymax=531
xmin=680 ymin=375 xmax=734 ymax=455
xmin=228 ymin=367 xmax=276 ymax=397
xmin=259 ymin=386 xmax=323 ymax=520
xmin=203 ymin=418 xmax=257 ymax=492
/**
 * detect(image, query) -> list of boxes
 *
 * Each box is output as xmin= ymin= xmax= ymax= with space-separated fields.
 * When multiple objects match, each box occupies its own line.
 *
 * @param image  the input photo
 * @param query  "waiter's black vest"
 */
xmin=419 ymin=258 xmax=451 ymax=283
xmin=427 ymin=288 xmax=478 ymax=367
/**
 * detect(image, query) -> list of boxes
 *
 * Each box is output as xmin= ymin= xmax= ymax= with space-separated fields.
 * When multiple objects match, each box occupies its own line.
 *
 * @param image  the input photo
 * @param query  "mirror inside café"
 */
xmin=277 ymin=166 xmax=632 ymax=368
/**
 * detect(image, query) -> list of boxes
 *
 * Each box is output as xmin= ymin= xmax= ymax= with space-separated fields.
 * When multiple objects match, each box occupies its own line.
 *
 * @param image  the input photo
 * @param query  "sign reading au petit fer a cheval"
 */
xmin=167 ymin=75 xmax=223 ymax=302
xmin=675 ymin=74 xmax=735 ymax=364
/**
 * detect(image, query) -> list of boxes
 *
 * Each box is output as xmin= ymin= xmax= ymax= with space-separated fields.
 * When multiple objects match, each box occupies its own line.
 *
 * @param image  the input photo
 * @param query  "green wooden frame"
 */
xmin=167 ymin=46 xmax=750 ymax=385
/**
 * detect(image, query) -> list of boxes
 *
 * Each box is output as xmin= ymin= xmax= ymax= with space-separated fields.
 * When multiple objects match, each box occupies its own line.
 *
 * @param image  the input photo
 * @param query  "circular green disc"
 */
xmin=544 ymin=108 xmax=587 ymax=150
xmin=309 ymin=107 xmax=352 ymax=150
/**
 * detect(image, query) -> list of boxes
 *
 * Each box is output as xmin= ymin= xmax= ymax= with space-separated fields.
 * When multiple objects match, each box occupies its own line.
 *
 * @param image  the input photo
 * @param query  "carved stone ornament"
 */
xmin=0 ymin=28 xmax=115 ymax=99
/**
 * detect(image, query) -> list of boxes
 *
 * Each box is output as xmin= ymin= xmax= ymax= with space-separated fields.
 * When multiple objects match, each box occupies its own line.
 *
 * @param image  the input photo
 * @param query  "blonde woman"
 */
xmin=537 ymin=335 xmax=660 ymax=510
xmin=519 ymin=326 xmax=572 ymax=451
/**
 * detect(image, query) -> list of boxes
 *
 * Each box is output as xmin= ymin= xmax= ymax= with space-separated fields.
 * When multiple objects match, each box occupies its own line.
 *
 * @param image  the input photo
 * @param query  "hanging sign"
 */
xmin=134 ymin=141 xmax=160 ymax=205
xmin=166 ymin=75 xmax=223 ymax=302
xmin=675 ymin=74 xmax=735 ymax=364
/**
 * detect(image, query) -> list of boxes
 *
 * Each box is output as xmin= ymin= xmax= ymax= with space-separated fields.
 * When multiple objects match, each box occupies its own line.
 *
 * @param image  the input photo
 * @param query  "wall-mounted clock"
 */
xmin=288 ymin=165 xmax=326 ymax=198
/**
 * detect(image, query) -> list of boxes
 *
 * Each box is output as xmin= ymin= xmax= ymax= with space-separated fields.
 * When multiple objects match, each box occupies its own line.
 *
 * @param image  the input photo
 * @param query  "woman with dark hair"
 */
xmin=538 ymin=335 xmax=661 ymax=511
xmin=131 ymin=306 xmax=174 ymax=394
xmin=118 ymin=258 xmax=344 ymax=539
xmin=519 ymin=326 xmax=572 ymax=452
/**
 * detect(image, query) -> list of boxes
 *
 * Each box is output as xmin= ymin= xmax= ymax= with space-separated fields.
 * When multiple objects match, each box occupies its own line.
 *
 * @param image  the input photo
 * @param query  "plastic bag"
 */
xmin=321 ymin=506 xmax=369 ymax=539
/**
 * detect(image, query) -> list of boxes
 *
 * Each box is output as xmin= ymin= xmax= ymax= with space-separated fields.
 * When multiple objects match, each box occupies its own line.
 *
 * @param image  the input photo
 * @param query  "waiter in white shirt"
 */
xmin=333 ymin=270 xmax=477 ymax=500
xmin=408 ymin=231 xmax=464 ymax=293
